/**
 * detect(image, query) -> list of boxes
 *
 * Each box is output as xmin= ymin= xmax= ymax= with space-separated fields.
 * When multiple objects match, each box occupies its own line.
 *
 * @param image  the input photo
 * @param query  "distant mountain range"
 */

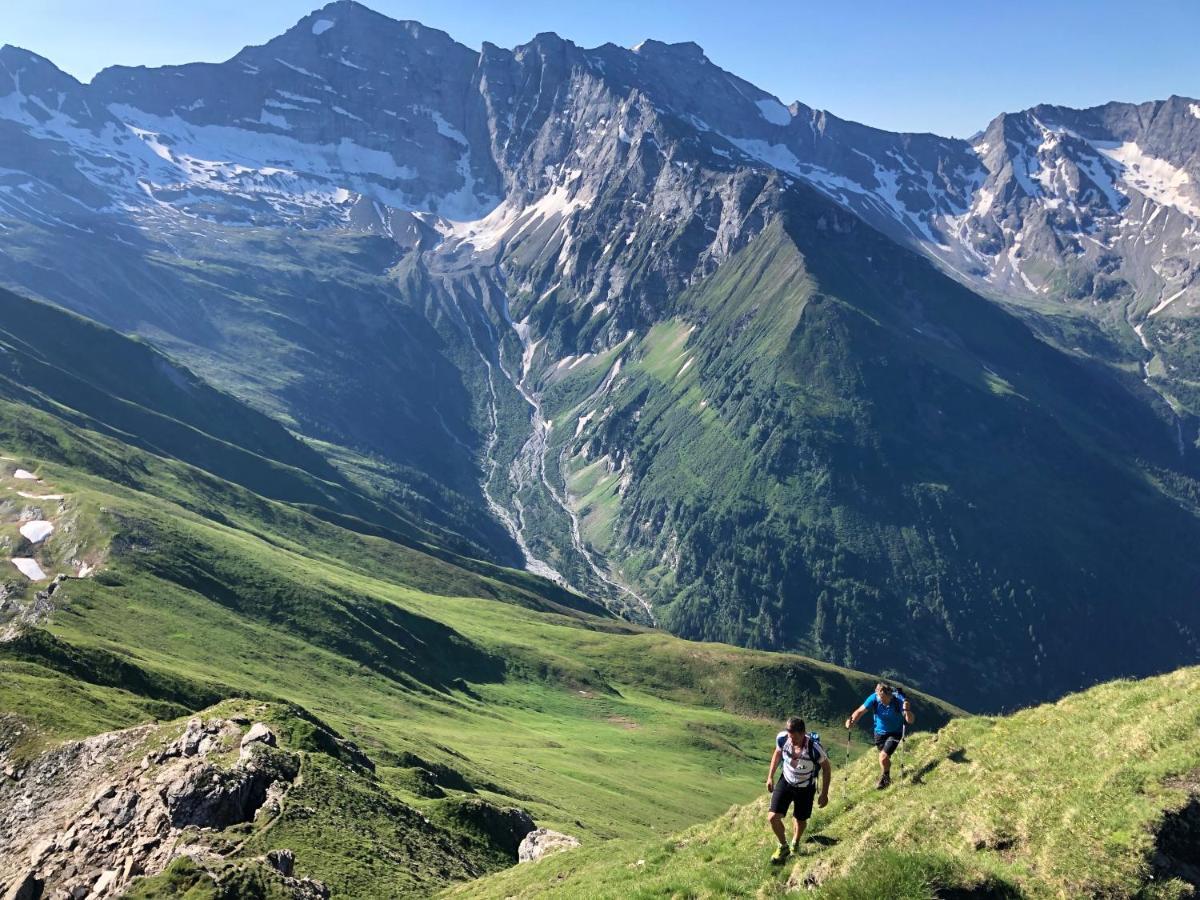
xmin=0 ymin=0 xmax=1198 ymax=707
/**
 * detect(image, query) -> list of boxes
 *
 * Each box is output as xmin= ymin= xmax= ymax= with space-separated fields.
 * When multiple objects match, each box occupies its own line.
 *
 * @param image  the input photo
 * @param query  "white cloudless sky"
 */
xmin=4 ymin=0 xmax=1198 ymax=137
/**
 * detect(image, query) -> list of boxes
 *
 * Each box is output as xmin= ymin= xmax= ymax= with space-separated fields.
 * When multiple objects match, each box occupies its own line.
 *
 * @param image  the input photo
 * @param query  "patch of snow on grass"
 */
xmin=13 ymin=469 xmax=37 ymax=480
xmin=20 ymin=520 xmax=53 ymax=543
xmin=16 ymin=492 xmax=63 ymax=500
xmin=11 ymin=558 xmax=46 ymax=581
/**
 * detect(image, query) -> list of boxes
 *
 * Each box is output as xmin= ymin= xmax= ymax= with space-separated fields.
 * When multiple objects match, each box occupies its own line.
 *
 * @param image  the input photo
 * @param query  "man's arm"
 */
xmin=844 ymin=704 xmax=870 ymax=730
xmin=899 ymin=694 xmax=914 ymax=725
xmin=818 ymin=758 xmax=832 ymax=807
xmin=766 ymin=747 xmax=781 ymax=792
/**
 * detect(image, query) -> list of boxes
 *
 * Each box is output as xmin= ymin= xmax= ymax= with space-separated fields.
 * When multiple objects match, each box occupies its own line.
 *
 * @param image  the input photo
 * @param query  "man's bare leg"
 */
xmin=768 ymin=811 xmax=787 ymax=845
xmin=791 ymin=818 xmax=807 ymax=847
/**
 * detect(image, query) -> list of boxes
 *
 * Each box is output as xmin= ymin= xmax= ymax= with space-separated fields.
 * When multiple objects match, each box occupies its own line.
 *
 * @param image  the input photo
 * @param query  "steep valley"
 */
xmin=0 ymin=6 xmax=1199 ymax=895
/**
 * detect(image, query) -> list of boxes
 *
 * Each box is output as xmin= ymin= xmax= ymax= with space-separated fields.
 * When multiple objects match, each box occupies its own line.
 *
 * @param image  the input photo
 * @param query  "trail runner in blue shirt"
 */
xmin=845 ymin=682 xmax=914 ymax=790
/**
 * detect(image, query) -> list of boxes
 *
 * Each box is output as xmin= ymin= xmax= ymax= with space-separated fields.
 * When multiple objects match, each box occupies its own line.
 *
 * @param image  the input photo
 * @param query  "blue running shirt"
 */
xmin=864 ymin=693 xmax=904 ymax=735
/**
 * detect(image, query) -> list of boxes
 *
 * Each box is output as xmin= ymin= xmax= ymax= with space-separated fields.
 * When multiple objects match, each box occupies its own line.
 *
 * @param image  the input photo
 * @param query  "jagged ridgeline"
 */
xmin=0 ymin=288 xmax=959 ymax=897
xmin=0 ymin=3 xmax=1199 ymax=707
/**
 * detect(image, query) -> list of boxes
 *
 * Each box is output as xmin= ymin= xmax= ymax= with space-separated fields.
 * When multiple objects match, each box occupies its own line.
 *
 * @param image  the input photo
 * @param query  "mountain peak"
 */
xmin=631 ymin=39 xmax=708 ymax=63
xmin=0 ymin=44 xmax=83 ymax=92
xmin=283 ymin=1 xmax=467 ymax=51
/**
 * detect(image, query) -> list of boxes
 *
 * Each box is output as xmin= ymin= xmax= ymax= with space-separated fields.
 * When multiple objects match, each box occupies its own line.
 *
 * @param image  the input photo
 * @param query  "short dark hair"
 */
xmin=876 ymin=682 xmax=893 ymax=694
xmin=785 ymin=716 xmax=805 ymax=733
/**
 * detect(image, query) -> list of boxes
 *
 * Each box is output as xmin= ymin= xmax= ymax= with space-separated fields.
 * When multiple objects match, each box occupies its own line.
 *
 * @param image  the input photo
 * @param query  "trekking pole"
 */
xmin=843 ymin=726 xmax=851 ymax=785
xmin=898 ymin=723 xmax=907 ymax=780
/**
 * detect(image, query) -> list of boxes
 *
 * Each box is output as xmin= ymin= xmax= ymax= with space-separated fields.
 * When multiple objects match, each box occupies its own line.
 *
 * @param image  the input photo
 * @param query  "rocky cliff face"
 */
xmin=0 ymin=712 xmax=319 ymax=899
xmin=0 ymin=700 xmax=543 ymax=899
xmin=0 ymin=1 xmax=1198 ymax=704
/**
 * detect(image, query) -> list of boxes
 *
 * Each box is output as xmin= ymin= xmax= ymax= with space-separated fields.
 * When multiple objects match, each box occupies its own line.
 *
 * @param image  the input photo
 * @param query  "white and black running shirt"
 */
xmin=775 ymin=732 xmax=825 ymax=787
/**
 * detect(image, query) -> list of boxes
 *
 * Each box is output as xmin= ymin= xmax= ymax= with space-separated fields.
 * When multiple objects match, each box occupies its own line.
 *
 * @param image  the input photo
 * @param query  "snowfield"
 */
xmin=755 ymin=98 xmax=792 ymax=127
xmin=10 ymin=557 xmax=47 ymax=581
xmin=20 ymin=520 xmax=54 ymax=544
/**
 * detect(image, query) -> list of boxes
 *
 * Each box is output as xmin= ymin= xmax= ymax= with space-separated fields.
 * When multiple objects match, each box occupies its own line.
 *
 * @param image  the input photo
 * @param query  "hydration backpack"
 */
xmin=776 ymin=731 xmax=824 ymax=787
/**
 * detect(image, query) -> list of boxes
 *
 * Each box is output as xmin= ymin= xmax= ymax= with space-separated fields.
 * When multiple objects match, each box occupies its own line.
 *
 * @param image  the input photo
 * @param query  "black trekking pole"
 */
xmin=844 ymin=726 xmax=851 ymax=786
xmin=897 ymin=723 xmax=908 ymax=780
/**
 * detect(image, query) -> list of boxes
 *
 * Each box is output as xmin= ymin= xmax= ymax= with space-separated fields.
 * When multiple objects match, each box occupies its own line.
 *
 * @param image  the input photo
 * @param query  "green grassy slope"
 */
xmin=540 ymin=204 xmax=1200 ymax=711
xmin=452 ymin=665 xmax=1200 ymax=900
xmin=0 ymin=285 xmax=490 ymax=556
xmin=0 ymin=367 xmax=957 ymax=896
xmin=0 ymin=223 xmax=519 ymax=562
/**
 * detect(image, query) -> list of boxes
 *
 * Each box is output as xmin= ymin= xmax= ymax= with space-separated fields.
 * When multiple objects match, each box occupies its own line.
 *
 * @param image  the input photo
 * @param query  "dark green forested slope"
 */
xmin=543 ymin=200 xmax=1200 ymax=710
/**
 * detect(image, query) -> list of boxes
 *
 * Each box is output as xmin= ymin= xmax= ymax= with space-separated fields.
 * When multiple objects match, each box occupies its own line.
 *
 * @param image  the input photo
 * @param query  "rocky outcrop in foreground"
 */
xmin=0 ymin=711 xmax=325 ymax=899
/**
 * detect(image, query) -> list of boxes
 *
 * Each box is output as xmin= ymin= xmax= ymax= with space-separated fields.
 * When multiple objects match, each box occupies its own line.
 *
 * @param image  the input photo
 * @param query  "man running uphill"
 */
xmin=845 ymin=682 xmax=913 ymax=789
xmin=765 ymin=717 xmax=830 ymax=864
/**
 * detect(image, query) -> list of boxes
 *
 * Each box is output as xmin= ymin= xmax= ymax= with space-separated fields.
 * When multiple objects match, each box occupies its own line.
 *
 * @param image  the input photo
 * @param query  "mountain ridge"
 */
xmin=0 ymin=4 xmax=1197 ymax=707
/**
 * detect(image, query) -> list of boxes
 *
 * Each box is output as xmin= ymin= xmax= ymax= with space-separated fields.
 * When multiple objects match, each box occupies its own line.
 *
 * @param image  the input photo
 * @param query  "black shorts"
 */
xmin=874 ymin=732 xmax=902 ymax=755
xmin=769 ymin=778 xmax=816 ymax=820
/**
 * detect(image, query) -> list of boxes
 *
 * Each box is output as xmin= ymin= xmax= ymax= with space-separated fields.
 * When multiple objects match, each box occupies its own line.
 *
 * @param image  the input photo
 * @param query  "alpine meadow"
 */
xmin=0 ymin=2 xmax=1198 ymax=898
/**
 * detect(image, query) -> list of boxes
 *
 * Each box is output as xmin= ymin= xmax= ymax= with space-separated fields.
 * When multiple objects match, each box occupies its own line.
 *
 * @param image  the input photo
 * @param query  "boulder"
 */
xmin=266 ymin=849 xmax=295 ymax=877
xmin=179 ymin=719 xmax=204 ymax=757
xmin=240 ymin=723 xmax=276 ymax=750
xmin=87 ymin=869 xmax=118 ymax=897
xmin=517 ymin=828 xmax=581 ymax=863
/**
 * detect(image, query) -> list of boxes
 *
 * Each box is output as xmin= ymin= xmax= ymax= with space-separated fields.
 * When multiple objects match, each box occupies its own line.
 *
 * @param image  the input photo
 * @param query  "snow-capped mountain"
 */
xmin=1 ymin=0 xmax=1199 ymax=707
xmin=2 ymin=3 xmax=1196 ymax=329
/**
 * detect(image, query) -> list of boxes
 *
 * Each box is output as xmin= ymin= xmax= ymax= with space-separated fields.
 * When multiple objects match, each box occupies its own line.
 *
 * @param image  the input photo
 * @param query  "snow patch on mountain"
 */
xmin=420 ymin=107 xmax=469 ymax=146
xmin=755 ymin=98 xmax=791 ymax=127
xmin=311 ymin=18 xmax=335 ymax=35
xmin=19 ymin=520 xmax=54 ymax=543
xmin=1150 ymin=288 xmax=1187 ymax=316
xmin=258 ymin=109 xmax=291 ymax=130
xmin=1094 ymin=141 xmax=1200 ymax=219
xmin=10 ymin=557 xmax=46 ymax=580
xmin=449 ymin=182 xmax=589 ymax=249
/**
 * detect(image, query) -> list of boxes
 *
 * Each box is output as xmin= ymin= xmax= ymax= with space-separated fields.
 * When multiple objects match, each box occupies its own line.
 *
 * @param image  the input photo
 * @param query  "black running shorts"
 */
xmin=874 ymin=732 xmax=902 ymax=755
xmin=770 ymin=778 xmax=816 ymax=820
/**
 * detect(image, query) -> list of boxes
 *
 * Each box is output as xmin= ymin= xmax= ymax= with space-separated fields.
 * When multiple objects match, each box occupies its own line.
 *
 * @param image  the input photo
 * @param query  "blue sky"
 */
xmin=4 ymin=0 xmax=1198 ymax=137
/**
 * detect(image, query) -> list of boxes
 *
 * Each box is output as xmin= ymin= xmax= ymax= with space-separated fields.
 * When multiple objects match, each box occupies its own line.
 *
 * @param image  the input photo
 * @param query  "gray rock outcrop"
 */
xmin=0 ymin=714 xmax=303 ymax=899
xmin=517 ymin=828 xmax=581 ymax=863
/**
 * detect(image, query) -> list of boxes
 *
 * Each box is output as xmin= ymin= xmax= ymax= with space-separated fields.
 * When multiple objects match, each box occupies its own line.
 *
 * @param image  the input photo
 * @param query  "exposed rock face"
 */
xmin=0 ymin=715 xmax=305 ymax=899
xmin=517 ymin=828 xmax=581 ymax=863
